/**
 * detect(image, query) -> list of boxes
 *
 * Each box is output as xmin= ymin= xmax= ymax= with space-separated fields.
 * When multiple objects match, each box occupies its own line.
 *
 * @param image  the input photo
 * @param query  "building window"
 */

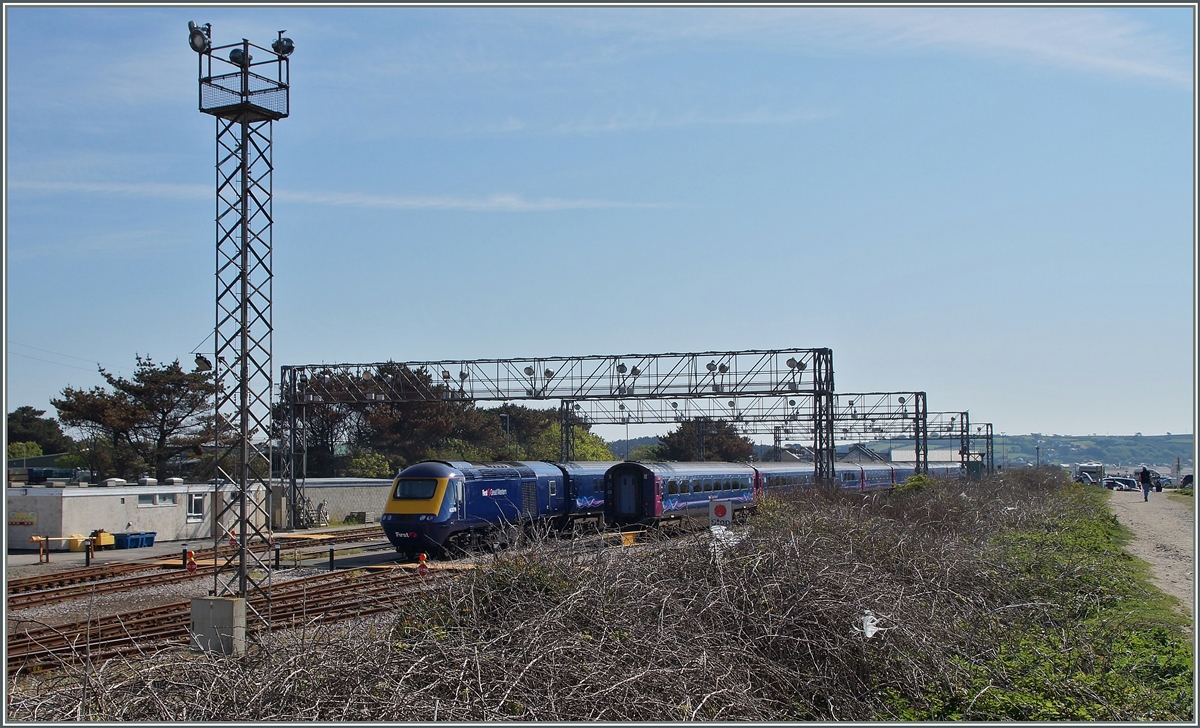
xmin=157 ymin=493 xmax=177 ymax=505
xmin=187 ymin=494 xmax=205 ymax=522
xmin=137 ymin=494 xmax=154 ymax=506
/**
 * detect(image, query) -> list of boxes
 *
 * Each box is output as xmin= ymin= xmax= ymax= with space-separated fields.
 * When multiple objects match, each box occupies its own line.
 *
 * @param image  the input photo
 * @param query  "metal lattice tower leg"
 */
xmin=280 ymin=367 xmax=309 ymax=530
xmin=812 ymin=348 xmax=836 ymax=481
xmin=959 ymin=412 xmax=970 ymax=473
xmin=211 ymin=108 xmax=275 ymax=613
xmin=559 ymin=400 xmax=575 ymax=462
xmin=985 ymin=424 xmax=994 ymax=475
xmin=914 ymin=392 xmax=928 ymax=475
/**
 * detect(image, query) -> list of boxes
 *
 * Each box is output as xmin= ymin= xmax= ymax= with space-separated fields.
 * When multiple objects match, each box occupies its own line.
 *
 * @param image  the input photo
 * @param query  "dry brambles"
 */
xmin=6 ymin=469 xmax=1193 ymax=721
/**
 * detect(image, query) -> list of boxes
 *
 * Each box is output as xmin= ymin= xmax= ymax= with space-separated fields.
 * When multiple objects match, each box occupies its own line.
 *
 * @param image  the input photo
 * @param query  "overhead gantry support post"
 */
xmin=811 ymin=348 xmax=836 ymax=482
xmin=559 ymin=400 xmax=576 ymax=462
xmin=914 ymin=392 xmax=929 ymax=476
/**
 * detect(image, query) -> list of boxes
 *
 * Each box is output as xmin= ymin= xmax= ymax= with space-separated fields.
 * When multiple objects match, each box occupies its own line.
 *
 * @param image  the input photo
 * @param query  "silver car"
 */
xmin=1103 ymin=477 xmax=1139 ymax=491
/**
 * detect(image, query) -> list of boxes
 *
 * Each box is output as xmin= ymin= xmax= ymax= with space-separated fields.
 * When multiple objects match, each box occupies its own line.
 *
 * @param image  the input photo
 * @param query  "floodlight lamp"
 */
xmin=671 ymin=401 xmax=678 ymax=409
xmin=544 ymin=369 xmax=554 ymax=379
xmin=617 ymin=363 xmax=627 ymax=374
xmin=718 ymin=363 xmax=728 ymax=374
xmin=194 ymin=353 xmax=213 ymax=372
xmin=362 ymin=370 xmax=372 ymax=380
xmin=188 ymin=21 xmax=211 ymax=53
xmin=706 ymin=361 xmax=717 ymax=372
xmin=630 ymin=366 xmax=640 ymax=376
xmin=459 ymin=371 xmax=468 ymax=380
xmin=898 ymin=396 xmax=905 ymax=404
xmin=229 ymin=48 xmax=251 ymax=67
xmin=786 ymin=357 xmax=797 ymax=369
xmin=441 ymin=370 xmax=451 ymax=380
xmin=272 ymin=31 xmax=295 ymax=56
xmin=524 ymin=366 xmax=535 ymax=376
xmin=728 ymin=400 xmax=735 ymax=408
xmin=797 ymin=361 xmax=807 ymax=370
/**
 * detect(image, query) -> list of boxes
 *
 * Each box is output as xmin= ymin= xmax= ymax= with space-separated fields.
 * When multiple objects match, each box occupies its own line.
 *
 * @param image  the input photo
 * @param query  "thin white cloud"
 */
xmin=9 ymin=180 xmax=210 ymax=200
xmin=550 ymin=7 xmax=1192 ymax=88
xmin=276 ymin=189 xmax=667 ymax=211
xmin=8 ymin=179 xmax=666 ymax=211
xmin=554 ymin=107 xmax=833 ymax=134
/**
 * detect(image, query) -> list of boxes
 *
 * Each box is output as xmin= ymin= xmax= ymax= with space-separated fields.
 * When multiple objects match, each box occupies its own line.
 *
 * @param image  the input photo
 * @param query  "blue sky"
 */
xmin=3 ymin=6 xmax=1195 ymax=442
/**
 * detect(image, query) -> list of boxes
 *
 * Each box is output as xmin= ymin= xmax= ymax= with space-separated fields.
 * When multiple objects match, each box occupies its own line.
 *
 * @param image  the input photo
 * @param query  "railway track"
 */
xmin=7 ymin=565 xmax=446 ymax=676
xmin=7 ymin=529 xmax=391 ymax=612
xmin=6 ymin=525 xmax=385 ymax=597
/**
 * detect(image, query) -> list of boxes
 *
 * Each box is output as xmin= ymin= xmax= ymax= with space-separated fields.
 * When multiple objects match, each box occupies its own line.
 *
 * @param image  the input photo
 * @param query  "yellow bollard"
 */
xmin=621 ymin=532 xmax=638 ymax=547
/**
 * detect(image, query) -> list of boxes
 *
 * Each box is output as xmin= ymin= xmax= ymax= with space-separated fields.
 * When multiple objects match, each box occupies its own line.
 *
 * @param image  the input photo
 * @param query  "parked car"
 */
xmin=1103 ymin=477 xmax=1139 ymax=491
xmin=1074 ymin=473 xmax=1097 ymax=485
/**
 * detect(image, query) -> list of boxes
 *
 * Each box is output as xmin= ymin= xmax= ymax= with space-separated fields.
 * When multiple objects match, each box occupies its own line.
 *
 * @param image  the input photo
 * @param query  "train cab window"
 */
xmin=394 ymin=478 xmax=439 ymax=499
xmin=549 ymin=479 xmax=557 ymax=497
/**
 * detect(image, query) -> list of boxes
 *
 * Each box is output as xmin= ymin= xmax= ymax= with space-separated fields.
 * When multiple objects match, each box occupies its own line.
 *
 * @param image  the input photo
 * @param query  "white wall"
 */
xmin=7 ymin=483 xmax=266 ymax=549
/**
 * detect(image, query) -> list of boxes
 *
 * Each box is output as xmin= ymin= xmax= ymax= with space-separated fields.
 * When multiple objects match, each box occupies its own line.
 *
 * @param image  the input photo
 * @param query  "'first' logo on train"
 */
xmin=481 ymin=488 xmax=508 ymax=497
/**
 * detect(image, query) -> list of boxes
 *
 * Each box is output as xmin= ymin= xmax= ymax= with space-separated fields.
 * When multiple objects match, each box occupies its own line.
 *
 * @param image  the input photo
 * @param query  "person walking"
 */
xmin=1139 ymin=467 xmax=1152 ymax=502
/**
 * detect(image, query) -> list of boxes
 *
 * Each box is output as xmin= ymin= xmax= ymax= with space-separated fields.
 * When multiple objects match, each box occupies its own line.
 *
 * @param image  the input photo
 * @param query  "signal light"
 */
xmin=418 ymin=553 xmax=427 ymax=563
xmin=186 ymin=550 xmax=195 ymax=560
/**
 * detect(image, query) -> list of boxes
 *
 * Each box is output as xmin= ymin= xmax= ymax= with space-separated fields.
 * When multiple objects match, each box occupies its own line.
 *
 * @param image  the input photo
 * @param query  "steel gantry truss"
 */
xmin=194 ymin=25 xmax=291 ymax=613
xmin=279 ymin=349 xmax=836 ymax=527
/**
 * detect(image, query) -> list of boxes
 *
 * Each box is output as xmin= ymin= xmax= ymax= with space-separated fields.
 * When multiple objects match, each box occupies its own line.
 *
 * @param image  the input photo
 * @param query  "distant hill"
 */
xmin=864 ymin=434 xmax=1193 ymax=470
xmin=606 ymin=433 xmax=1193 ymax=472
xmin=604 ymin=436 xmax=660 ymax=459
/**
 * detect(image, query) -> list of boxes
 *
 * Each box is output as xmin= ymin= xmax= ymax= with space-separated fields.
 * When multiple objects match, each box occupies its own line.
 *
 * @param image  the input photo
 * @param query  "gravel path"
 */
xmin=1106 ymin=488 xmax=1194 ymax=619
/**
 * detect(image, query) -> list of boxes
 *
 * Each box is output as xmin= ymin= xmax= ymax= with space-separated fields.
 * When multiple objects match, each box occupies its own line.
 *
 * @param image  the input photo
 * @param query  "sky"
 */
xmin=3 ymin=5 xmax=1196 ymax=444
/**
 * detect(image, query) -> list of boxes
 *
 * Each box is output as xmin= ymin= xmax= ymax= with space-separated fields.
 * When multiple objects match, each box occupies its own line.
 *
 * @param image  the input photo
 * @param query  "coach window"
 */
xmin=667 ymin=480 xmax=678 ymax=495
xmin=703 ymin=480 xmax=712 ymax=492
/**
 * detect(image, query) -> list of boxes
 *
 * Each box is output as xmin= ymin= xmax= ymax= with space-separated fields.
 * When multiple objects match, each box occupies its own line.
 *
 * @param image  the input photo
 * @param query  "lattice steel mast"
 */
xmin=190 ymin=22 xmax=293 ymax=608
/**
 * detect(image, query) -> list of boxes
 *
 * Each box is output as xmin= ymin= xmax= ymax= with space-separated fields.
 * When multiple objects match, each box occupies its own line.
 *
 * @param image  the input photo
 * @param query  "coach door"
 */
xmin=615 ymin=469 xmax=640 ymax=519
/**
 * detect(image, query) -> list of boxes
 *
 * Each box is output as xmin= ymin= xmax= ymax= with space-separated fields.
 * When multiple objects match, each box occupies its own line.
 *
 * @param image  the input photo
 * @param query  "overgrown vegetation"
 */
xmin=7 ymin=470 xmax=1192 ymax=721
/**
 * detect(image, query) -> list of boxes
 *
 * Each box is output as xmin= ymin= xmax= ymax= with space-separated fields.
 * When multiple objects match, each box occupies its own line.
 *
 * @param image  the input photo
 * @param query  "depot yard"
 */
xmin=5 ymin=469 xmax=1192 ymax=722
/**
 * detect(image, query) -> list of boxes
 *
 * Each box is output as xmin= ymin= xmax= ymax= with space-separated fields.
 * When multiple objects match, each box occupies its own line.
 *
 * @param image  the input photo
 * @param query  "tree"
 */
xmin=658 ymin=418 xmax=754 ymax=462
xmin=7 ymin=406 xmax=73 ymax=454
xmin=53 ymin=356 xmax=216 ymax=480
xmin=346 ymin=449 xmax=394 ymax=478
xmin=7 ymin=441 xmax=42 ymax=460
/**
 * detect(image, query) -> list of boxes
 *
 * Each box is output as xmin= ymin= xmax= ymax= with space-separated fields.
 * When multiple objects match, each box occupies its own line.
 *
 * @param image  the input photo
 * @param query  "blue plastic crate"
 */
xmin=143 ymin=532 xmax=157 ymax=547
xmin=113 ymin=533 xmax=133 ymax=549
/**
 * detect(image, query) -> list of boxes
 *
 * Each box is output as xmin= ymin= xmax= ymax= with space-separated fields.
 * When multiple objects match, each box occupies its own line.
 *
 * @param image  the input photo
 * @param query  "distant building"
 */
xmin=889 ymin=449 xmax=961 ymax=463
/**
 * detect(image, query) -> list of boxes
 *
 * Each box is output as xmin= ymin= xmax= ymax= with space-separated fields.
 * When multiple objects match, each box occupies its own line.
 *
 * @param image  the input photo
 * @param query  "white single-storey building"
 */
xmin=7 ymin=481 xmax=266 ymax=550
xmin=7 ymin=477 xmax=396 ymax=550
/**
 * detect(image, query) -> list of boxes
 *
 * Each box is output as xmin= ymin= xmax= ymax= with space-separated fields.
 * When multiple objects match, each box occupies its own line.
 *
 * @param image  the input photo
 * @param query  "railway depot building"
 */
xmin=6 ymin=480 xmax=266 ymax=551
xmin=6 ymin=477 xmax=394 ymax=550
